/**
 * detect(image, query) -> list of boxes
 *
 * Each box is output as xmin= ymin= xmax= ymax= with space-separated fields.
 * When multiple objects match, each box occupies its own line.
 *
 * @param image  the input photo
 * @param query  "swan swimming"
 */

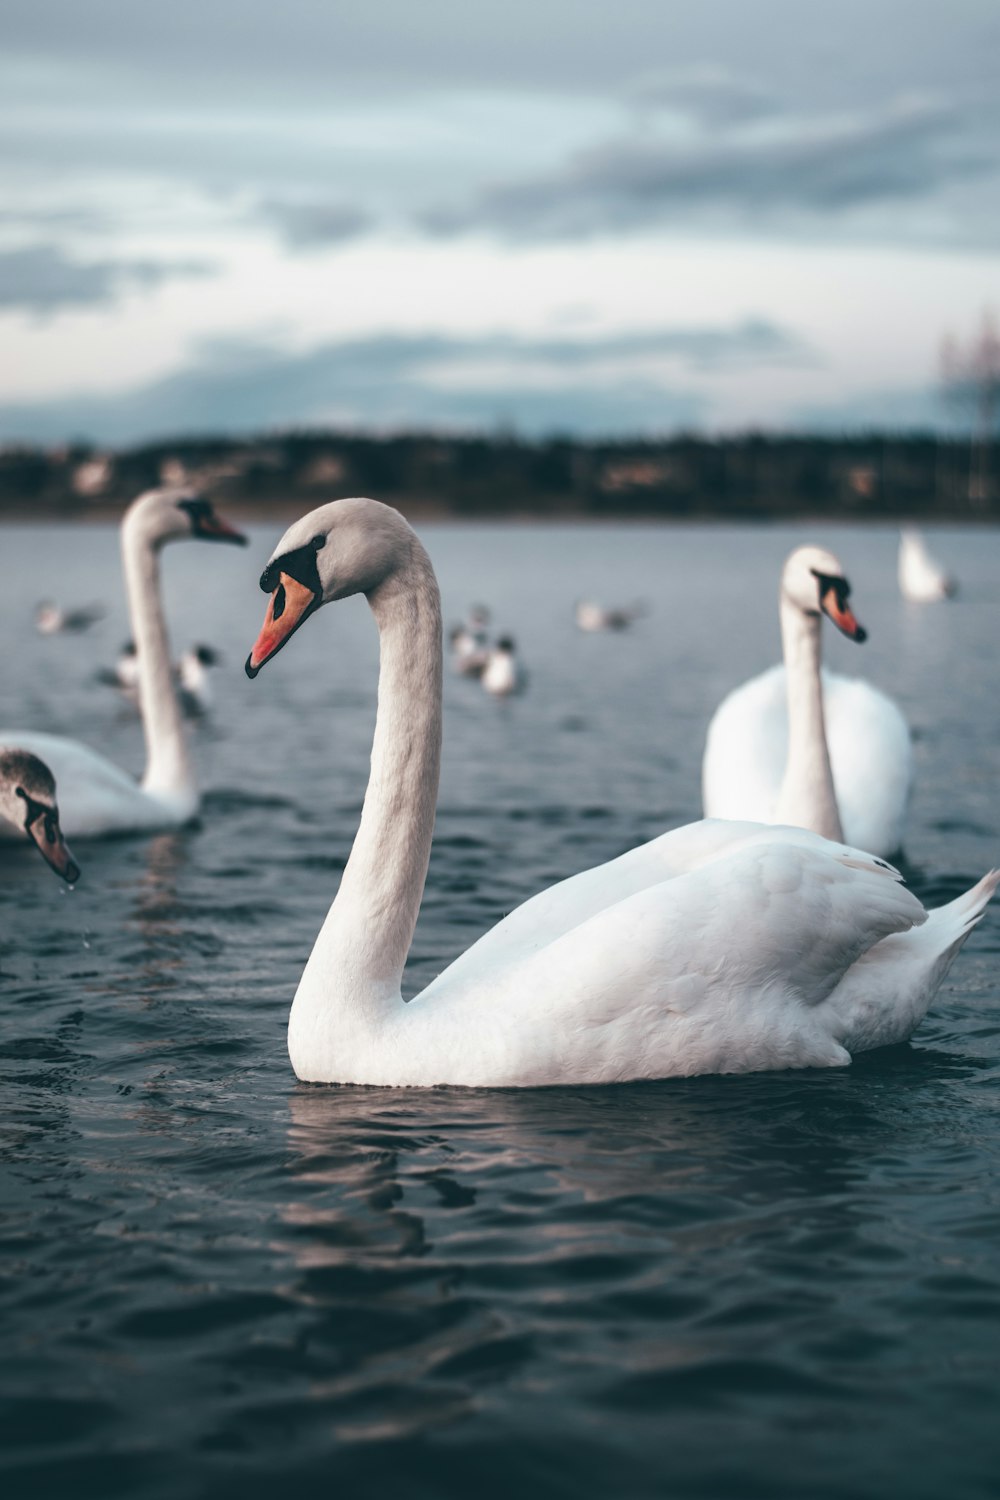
xmin=0 ymin=749 xmax=80 ymax=881
xmin=702 ymin=545 xmax=912 ymax=858
xmin=245 ymin=499 xmax=994 ymax=1088
xmin=1 ymin=487 xmax=245 ymax=837
xmin=899 ymin=528 xmax=956 ymax=603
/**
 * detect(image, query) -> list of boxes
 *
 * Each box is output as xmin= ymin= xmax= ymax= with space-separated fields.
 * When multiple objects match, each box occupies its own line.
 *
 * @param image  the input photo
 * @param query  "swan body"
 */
xmin=2 ymin=488 xmax=245 ymax=838
xmin=703 ymin=544 xmax=912 ymax=857
xmin=0 ymin=747 xmax=79 ymax=880
xmin=899 ymin=528 xmax=956 ymax=602
xmin=246 ymin=500 xmax=991 ymax=1088
xmin=703 ymin=664 xmax=912 ymax=858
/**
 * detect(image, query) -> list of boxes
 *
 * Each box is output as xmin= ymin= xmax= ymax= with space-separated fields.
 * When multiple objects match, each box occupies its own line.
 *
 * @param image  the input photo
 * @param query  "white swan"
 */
xmin=702 ymin=545 xmax=912 ymax=858
xmin=244 ymin=499 xmax=994 ymax=1088
xmin=899 ymin=528 xmax=956 ymax=603
xmin=0 ymin=748 xmax=80 ymax=881
xmin=1 ymin=488 xmax=245 ymax=837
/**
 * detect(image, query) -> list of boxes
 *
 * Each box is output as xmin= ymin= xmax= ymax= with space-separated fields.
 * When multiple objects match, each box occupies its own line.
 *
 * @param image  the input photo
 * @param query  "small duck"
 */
xmin=574 ymin=599 xmax=644 ymax=632
xmin=177 ymin=645 xmax=220 ymax=717
xmin=36 ymin=601 xmax=105 ymax=635
xmin=482 ymin=636 xmax=526 ymax=697
xmin=449 ymin=605 xmax=491 ymax=676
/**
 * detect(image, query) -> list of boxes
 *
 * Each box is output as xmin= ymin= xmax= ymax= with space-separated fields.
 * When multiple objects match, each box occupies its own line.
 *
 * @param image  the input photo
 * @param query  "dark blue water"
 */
xmin=2 ymin=521 xmax=999 ymax=1500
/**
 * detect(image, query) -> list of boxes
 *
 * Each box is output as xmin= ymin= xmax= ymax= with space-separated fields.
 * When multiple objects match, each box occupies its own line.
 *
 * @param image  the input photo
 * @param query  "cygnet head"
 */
xmin=0 ymin=749 xmax=80 ymax=883
xmin=245 ymin=499 xmax=421 ymax=677
xmin=123 ymin=487 xmax=247 ymax=551
xmin=781 ymin=545 xmax=867 ymax=643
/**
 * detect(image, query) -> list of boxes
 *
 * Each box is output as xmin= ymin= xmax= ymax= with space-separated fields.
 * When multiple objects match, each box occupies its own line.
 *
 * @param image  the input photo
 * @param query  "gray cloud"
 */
xmin=0 ymin=243 xmax=214 ymax=312
xmin=427 ymin=95 xmax=992 ymax=241
xmin=627 ymin=67 xmax=778 ymax=125
xmin=0 ymin=320 xmax=804 ymax=443
xmin=254 ymin=198 xmax=374 ymax=250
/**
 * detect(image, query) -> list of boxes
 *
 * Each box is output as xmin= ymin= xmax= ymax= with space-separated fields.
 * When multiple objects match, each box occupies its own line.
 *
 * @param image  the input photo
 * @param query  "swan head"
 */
xmin=0 ymin=750 xmax=80 ymax=883
xmin=123 ymin=487 xmax=247 ymax=550
xmin=245 ymin=498 xmax=417 ymax=676
xmin=781 ymin=545 xmax=867 ymax=643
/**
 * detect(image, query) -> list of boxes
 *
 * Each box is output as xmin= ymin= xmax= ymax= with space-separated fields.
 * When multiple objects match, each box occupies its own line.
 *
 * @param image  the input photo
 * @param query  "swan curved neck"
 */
xmin=775 ymin=596 xmax=843 ymax=842
xmin=294 ymin=535 xmax=443 ymax=1046
xmin=121 ymin=513 xmax=196 ymax=812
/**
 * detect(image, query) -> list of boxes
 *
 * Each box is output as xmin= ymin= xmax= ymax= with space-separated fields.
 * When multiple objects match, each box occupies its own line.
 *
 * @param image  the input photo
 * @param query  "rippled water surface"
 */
xmin=2 ymin=520 xmax=1000 ymax=1500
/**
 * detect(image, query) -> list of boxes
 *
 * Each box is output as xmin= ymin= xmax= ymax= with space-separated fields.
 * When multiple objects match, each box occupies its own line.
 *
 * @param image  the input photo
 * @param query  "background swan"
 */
xmin=244 ymin=499 xmax=991 ymax=1088
xmin=899 ymin=527 xmax=956 ymax=602
xmin=702 ymin=545 xmax=912 ymax=858
xmin=1 ymin=488 xmax=245 ymax=837
xmin=0 ymin=748 xmax=79 ymax=881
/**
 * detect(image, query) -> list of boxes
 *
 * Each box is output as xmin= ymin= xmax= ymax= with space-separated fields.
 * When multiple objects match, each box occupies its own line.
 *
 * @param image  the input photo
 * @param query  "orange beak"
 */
xmin=245 ymin=573 xmax=318 ymax=677
xmin=821 ymin=586 xmax=867 ymax=643
xmin=198 ymin=513 xmax=247 ymax=545
xmin=28 ymin=813 xmax=80 ymax=884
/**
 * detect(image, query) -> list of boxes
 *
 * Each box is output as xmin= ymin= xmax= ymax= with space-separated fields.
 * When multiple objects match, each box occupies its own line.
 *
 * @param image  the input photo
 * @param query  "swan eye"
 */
xmin=311 ymin=534 xmax=326 ymax=551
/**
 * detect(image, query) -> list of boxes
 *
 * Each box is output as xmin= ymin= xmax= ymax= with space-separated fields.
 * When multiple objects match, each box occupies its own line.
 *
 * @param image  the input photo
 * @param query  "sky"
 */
xmin=1 ymin=0 xmax=999 ymax=445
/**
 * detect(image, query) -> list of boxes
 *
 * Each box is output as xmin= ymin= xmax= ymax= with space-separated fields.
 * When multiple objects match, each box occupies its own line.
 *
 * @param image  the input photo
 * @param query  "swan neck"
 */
xmin=776 ymin=596 xmax=843 ymax=842
xmin=305 ymin=537 xmax=443 ymax=1024
xmin=121 ymin=514 xmax=195 ymax=811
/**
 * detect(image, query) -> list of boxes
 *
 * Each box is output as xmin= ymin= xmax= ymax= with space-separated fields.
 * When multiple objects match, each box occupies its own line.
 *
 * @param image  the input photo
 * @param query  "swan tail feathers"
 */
xmin=926 ymin=868 xmax=1000 ymax=954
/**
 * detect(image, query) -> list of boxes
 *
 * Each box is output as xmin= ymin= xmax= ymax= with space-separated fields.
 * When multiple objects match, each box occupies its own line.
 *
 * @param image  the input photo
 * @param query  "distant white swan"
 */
xmin=244 ymin=499 xmax=992 ymax=1088
xmin=899 ymin=528 xmax=956 ymax=602
xmin=1 ymin=488 xmax=245 ymax=837
xmin=702 ymin=545 xmax=912 ymax=858
xmin=481 ymin=636 xmax=525 ymax=697
xmin=0 ymin=747 xmax=79 ymax=881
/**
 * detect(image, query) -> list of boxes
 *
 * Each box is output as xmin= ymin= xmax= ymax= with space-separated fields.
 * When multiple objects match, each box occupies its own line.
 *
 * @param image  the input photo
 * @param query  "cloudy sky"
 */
xmin=2 ymin=0 xmax=999 ymax=444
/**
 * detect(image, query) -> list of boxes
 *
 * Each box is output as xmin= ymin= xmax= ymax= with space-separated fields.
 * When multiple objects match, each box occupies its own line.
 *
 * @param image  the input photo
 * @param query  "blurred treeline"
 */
xmin=0 ymin=430 xmax=997 ymax=519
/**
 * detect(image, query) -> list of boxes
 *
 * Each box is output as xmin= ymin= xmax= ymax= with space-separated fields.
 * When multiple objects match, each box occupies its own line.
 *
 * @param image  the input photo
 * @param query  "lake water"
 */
xmin=2 ymin=519 xmax=999 ymax=1500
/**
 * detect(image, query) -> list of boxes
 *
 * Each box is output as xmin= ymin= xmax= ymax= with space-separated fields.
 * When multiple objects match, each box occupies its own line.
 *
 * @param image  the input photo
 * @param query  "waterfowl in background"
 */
xmin=36 ymin=601 xmax=104 ymax=635
xmin=244 ymin=499 xmax=991 ymax=1088
xmin=98 ymin=640 xmax=220 ymax=718
xmin=177 ymin=645 xmax=220 ymax=717
xmin=449 ymin=605 xmax=491 ymax=676
xmin=899 ymin=528 xmax=957 ymax=602
xmin=481 ymin=636 xmax=525 ymax=697
xmin=0 ymin=749 xmax=80 ymax=882
xmin=2 ymin=488 xmax=245 ymax=837
xmin=702 ymin=545 xmax=912 ymax=859
xmin=575 ymin=599 xmax=644 ymax=632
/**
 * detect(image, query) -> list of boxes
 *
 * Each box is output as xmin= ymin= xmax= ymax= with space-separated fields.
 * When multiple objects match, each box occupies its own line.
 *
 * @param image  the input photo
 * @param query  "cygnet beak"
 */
xmin=28 ymin=812 xmax=80 ymax=884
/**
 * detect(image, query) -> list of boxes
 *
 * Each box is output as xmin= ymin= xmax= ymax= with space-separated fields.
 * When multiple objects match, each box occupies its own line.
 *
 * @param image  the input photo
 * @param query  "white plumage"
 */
xmin=1 ymin=489 xmax=244 ymax=837
xmin=245 ymin=500 xmax=991 ymax=1089
xmin=898 ymin=528 xmax=956 ymax=602
xmin=703 ymin=544 xmax=912 ymax=858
